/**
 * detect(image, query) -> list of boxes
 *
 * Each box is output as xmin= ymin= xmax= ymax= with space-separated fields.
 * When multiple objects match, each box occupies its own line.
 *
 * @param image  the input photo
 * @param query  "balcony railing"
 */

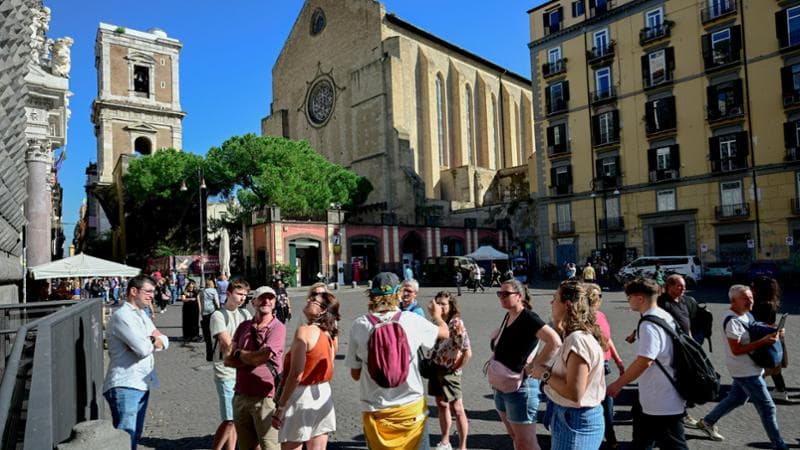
xmin=552 ymin=221 xmax=576 ymax=235
xmin=596 ymin=175 xmax=621 ymax=190
xmin=547 ymin=98 xmax=568 ymax=116
xmin=599 ymin=216 xmax=625 ymax=230
xmin=648 ymin=169 xmax=680 ymax=182
xmin=548 ymin=145 xmax=570 ymax=157
xmin=787 ymin=146 xmax=800 ymax=161
xmin=640 ymin=22 xmax=672 ymax=46
xmin=644 ymin=71 xmax=674 ymax=89
xmin=792 ymin=198 xmax=800 ymax=215
xmin=701 ymin=0 xmax=736 ymax=24
xmin=715 ymin=202 xmax=750 ymax=220
xmin=550 ymin=184 xmax=573 ymax=196
xmin=591 ymin=86 xmax=617 ymax=105
xmin=589 ymin=0 xmax=614 ymax=18
xmin=542 ymin=59 xmax=567 ymax=78
xmin=646 ymin=120 xmax=677 ymax=136
xmin=587 ymin=41 xmax=615 ymax=64
xmin=705 ymin=48 xmax=741 ymax=71
xmin=711 ymin=157 xmax=748 ymax=173
xmin=707 ymin=105 xmax=744 ymax=123
xmin=784 ymin=90 xmax=800 ymax=109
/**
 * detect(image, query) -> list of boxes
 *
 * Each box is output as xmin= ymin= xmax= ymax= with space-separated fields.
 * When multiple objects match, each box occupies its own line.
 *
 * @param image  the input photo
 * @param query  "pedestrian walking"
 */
xmin=345 ymin=272 xmax=449 ymax=450
xmin=404 ymin=265 xmax=414 ymax=281
xmin=582 ymin=262 xmax=596 ymax=283
xmin=209 ymin=279 xmax=252 ymax=450
xmin=272 ymin=291 xmax=341 ymax=449
xmin=103 ymin=275 xmax=169 ymax=450
xmin=607 ymin=277 xmax=688 ymax=449
xmin=751 ymin=276 xmax=792 ymax=402
xmin=202 ymin=279 xmax=222 ymax=360
xmin=470 ymin=264 xmax=484 ymax=293
xmin=427 ymin=291 xmax=471 ymax=450
xmin=274 ymin=280 xmax=292 ymax=324
xmin=534 ymin=280 xmax=605 ymax=449
xmin=217 ymin=273 xmax=229 ymax=305
xmin=224 ymin=286 xmax=287 ymax=450
xmin=453 ymin=270 xmax=463 ymax=296
xmin=696 ymin=285 xmax=788 ymax=449
xmin=155 ymin=277 xmax=170 ymax=313
xmin=489 ymin=279 xmax=560 ymax=450
xmin=490 ymin=263 xmax=501 ymax=287
xmin=182 ymin=281 xmax=201 ymax=342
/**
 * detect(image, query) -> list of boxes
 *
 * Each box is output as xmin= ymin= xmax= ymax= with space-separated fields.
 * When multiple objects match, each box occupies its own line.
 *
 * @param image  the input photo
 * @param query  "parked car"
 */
xmin=421 ymin=256 xmax=478 ymax=286
xmin=746 ymin=261 xmax=779 ymax=280
xmin=704 ymin=262 xmax=733 ymax=281
xmin=616 ymin=255 xmax=703 ymax=286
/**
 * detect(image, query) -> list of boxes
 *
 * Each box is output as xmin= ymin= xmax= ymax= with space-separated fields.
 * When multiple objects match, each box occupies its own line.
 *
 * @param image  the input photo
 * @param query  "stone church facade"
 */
xmin=255 ymin=0 xmax=535 ymax=282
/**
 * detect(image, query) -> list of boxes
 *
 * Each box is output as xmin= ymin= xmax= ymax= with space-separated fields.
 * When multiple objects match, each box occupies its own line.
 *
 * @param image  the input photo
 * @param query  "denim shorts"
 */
xmin=215 ymin=378 xmax=235 ymax=421
xmin=549 ymin=403 xmax=604 ymax=450
xmin=493 ymin=377 xmax=540 ymax=424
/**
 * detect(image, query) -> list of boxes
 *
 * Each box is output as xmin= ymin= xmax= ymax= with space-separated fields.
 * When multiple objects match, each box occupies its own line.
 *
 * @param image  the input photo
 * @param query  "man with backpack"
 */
xmin=209 ymin=279 xmax=252 ymax=450
xmin=607 ymin=277 xmax=689 ymax=449
xmin=696 ymin=285 xmax=788 ymax=450
xmin=345 ymin=272 xmax=449 ymax=450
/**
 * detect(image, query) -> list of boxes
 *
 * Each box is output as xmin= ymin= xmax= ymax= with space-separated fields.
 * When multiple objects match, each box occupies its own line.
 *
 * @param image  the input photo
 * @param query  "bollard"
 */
xmin=56 ymin=420 xmax=130 ymax=450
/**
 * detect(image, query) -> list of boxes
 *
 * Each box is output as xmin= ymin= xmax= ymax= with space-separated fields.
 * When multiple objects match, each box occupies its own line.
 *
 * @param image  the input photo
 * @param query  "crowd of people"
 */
xmin=102 ymin=269 xmax=791 ymax=450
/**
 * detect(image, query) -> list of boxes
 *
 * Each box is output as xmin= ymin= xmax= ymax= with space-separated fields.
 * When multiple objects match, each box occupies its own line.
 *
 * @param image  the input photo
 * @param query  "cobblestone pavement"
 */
xmin=118 ymin=283 xmax=800 ymax=449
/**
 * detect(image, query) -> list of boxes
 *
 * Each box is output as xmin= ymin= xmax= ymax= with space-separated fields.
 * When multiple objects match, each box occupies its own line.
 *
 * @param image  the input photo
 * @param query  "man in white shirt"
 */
xmin=345 ymin=272 xmax=449 ymax=450
xmin=696 ymin=285 xmax=787 ymax=449
xmin=607 ymin=277 xmax=687 ymax=449
xmin=103 ymin=275 xmax=169 ymax=450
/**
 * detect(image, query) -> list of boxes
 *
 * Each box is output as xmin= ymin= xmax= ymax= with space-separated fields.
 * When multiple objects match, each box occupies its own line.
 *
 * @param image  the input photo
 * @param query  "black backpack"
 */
xmin=638 ymin=315 xmax=721 ymax=407
xmin=695 ymin=303 xmax=715 ymax=352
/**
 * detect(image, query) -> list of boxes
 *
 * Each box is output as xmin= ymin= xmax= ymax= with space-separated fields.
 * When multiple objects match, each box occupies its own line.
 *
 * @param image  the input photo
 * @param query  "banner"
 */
xmin=174 ymin=255 xmax=220 ymax=275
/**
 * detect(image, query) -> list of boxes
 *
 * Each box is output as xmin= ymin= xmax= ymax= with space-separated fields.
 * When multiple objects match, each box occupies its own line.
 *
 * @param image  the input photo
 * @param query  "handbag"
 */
xmin=483 ymin=314 xmax=542 ymax=393
xmin=418 ymin=348 xmax=435 ymax=379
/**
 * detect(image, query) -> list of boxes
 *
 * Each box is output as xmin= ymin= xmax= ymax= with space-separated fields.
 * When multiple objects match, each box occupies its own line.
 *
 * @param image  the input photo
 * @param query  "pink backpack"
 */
xmin=366 ymin=312 xmax=411 ymax=388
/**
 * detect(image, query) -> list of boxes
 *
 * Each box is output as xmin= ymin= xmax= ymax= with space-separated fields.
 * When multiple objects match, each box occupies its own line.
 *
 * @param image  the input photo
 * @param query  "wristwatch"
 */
xmin=540 ymin=369 xmax=551 ymax=385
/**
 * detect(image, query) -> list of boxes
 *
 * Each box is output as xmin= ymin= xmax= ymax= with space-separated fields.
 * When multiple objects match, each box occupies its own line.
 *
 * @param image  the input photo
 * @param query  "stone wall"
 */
xmin=0 ymin=0 xmax=35 ymax=302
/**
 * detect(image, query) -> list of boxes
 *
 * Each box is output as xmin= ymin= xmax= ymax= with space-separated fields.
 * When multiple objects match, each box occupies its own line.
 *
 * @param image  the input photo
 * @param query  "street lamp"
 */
xmin=181 ymin=169 xmax=207 ymax=285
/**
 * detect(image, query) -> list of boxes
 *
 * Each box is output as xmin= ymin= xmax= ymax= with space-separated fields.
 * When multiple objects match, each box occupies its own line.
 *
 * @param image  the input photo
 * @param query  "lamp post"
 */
xmin=181 ymin=169 xmax=206 ymax=286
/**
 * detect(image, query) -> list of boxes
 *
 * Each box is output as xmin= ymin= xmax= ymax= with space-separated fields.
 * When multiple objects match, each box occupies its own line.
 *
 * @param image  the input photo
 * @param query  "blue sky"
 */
xmin=46 ymin=0 xmax=545 ymax=253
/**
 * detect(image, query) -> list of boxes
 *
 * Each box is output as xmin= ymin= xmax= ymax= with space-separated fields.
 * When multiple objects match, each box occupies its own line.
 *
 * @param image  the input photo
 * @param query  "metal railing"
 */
xmin=599 ymin=216 xmax=625 ymax=230
xmin=715 ymin=202 xmax=750 ymax=220
xmin=640 ymin=22 xmax=672 ymax=45
xmin=0 ymin=299 xmax=104 ymax=449
xmin=586 ymin=41 xmax=616 ymax=64
xmin=542 ymin=59 xmax=567 ymax=78
xmin=701 ymin=0 xmax=736 ymax=24
xmin=552 ymin=221 xmax=575 ymax=235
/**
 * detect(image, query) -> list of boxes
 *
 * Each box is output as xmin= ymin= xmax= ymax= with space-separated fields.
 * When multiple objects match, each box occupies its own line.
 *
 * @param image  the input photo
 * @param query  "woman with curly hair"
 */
xmin=751 ymin=276 xmax=790 ymax=402
xmin=531 ymin=280 xmax=607 ymax=449
xmin=271 ymin=291 xmax=341 ymax=449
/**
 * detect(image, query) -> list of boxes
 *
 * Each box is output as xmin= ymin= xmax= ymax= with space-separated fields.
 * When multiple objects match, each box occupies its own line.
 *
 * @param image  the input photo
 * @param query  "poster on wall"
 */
xmin=174 ymin=255 xmax=220 ymax=275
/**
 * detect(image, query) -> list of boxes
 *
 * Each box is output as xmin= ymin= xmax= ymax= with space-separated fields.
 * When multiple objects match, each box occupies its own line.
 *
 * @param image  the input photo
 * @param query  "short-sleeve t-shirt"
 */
xmin=722 ymin=310 xmax=763 ymax=378
xmin=209 ymin=307 xmax=252 ymax=380
xmin=637 ymin=307 xmax=685 ymax=415
xmin=431 ymin=317 xmax=471 ymax=372
xmin=595 ymin=311 xmax=612 ymax=361
xmin=344 ymin=310 xmax=439 ymax=412
xmin=492 ymin=309 xmax=546 ymax=373
xmin=231 ymin=317 xmax=286 ymax=398
xmin=545 ymin=331 xmax=605 ymax=408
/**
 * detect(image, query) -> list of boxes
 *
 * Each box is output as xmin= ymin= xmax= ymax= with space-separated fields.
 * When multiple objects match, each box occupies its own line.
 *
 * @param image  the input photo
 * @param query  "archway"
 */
xmin=401 ymin=231 xmax=425 ymax=278
xmin=288 ymin=238 xmax=321 ymax=286
xmin=134 ymin=136 xmax=152 ymax=155
xmin=349 ymin=236 xmax=379 ymax=284
xmin=442 ymin=236 xmax=465 ymax=256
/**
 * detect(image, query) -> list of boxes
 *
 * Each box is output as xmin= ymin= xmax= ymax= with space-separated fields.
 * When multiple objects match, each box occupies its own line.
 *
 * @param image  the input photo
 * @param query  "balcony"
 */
xmin=587 ymin=41 xmax=615 ymax=65
xmin=707 ymin=105 xmax=744 ymax=124
xmin=589 ymin=0 xmax=614 ymax=18
xmin=599 ymin=216 xmax=625 ymax=230
xmin=552 ymin=221 xmax=576 ymax=236
xmin=792 ymin=198 xmax=800 ymax=215
xmin=591 ymin=86 xmax=617 ymax=106
xmin=548 ymin=145 xmax=570 ymax=158
xmin=542 ymin=59 xmax=567 ymax=78
xmin=711 ymin=157 xmax=748 ymax=173
xmin=715 ymin=202 xmax=750 ymax=220
xmin=705 ymin=47 xmax=741 ymax=72
xmin=644 ymin=71 xmax=674 ymax=90
xmin=648 ymin=169 xmax=680 ymax=182
xmin=550 ymin=184 xmax=573 ymax=196
xmin=595 ymin=175 xmax=621 ymax=190
xmin=646 ymin=121 xmax=677 ymax=136
xmin=546 ymin=98 xmax=568 ymax=116
xmin=640 ymin=22 xmax=673 ymax=46
xmin=787 ymin=146 xmax=800 ymax=161
xmin=783 ymin=90 xmax=800 ymax=109
xmin=701 ymin=0 xmax=737 ymax=25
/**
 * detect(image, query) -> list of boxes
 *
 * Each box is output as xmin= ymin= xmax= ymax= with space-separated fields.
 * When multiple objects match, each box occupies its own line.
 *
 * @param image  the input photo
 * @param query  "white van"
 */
xmin=617 ymin=255 xmax=703 ymax=285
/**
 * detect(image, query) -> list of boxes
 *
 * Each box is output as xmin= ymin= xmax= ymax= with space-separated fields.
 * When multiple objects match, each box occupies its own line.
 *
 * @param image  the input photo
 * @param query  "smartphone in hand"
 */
xmin=776 ymin=313 xmax=788 ymax=331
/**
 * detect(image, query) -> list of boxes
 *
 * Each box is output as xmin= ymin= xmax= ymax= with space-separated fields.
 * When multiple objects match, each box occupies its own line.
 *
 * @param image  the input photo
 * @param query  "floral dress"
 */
xmin=431 ymin=317 xmax=471 ymax=374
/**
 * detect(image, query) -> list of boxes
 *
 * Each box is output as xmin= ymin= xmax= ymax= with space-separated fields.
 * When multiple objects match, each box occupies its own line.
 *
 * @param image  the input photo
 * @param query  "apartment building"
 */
xmin=528 ymin=0 xmax=800 ymax=270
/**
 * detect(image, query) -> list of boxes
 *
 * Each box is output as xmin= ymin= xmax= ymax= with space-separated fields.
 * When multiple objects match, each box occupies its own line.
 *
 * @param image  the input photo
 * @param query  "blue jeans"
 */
xmin=704 ymin=375 xmax=787 ymax=449
xmin=170 ymin=286 xmax=178 ymax=305
xmin=548 ymin=403 xmax=604 ymax=450
xmin=104 ymin=387 xmax=150 ymax=450
xmin=215 ymin=378 xmax=235 ymax=421
xmin=493 ymin=377 xmax=541 ymax=424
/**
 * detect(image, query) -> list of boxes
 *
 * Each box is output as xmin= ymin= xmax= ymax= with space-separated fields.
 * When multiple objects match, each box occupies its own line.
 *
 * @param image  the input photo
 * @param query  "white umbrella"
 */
xmin=219 ymin=228 xmax=230 ymax=277
xmin=29 ymin=253 xmax=141 ymax=279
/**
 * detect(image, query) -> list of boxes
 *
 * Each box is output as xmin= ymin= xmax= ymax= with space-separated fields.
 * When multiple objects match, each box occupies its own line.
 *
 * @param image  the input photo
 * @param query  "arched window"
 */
xmin=435 ymin=76 xmax=446 ymax=166
xmin=490 ymin=94 xmax=498 ymax=170
xmin=465 ymin=85 xmax=475 ymax=165
xmin=134 ymin=136 xmax=152 ymax=155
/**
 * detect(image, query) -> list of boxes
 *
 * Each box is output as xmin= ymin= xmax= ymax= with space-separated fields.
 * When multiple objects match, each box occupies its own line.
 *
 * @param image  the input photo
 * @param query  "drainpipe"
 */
xmin=739 ymin=3 xmax=761 ymax=253
xmin=584 ymin=29 xmax=600 ymax=251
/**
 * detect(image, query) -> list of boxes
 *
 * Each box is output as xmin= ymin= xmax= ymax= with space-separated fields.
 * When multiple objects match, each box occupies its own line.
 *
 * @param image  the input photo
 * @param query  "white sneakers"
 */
xmin=696 ymin=419 xmax=725 ymax=441
xmin=683 ymin=415 xmax=699 ymax=429
xmin=434 ymin=443 xmax=453 ymax=450
xmin=771 ymin=390 xmax=794 ymax=403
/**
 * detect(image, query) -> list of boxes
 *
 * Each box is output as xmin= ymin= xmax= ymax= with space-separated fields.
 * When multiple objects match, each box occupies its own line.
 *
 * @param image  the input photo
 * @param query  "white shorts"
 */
xmin=278 ymin=381 xmax=336 ymax=443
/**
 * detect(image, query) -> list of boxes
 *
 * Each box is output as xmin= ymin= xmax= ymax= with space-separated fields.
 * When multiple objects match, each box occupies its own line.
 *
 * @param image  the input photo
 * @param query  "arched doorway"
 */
xmin=401 ymin=231 xmax=425 ymax=278
xmin=442 ymin=236 xmax=465 ymax=256
xmin=349 ymin=236 xmax=379 ymax=284
xmin=288 ymin=238 xmax=321 ymax=286
xmin=134 ymin=136 xmax=152 ymax=155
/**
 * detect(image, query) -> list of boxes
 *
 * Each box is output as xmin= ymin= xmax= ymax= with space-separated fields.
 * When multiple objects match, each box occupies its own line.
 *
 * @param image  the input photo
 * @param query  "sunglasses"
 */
xmin=496 ymin=291 xmax=516 ymax=298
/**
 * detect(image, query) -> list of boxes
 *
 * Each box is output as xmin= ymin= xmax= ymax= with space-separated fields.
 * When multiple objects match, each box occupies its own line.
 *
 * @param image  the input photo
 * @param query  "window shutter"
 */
xmin=547 ymin=125 xmax=555 ymax=148
xmin=776 ymin=10 xmax=789 ymax=48
xmin=592 ymin=115 xmax=600 ymax=145
xmin=542 ymin=12 xmax=549 ymax=33
xmin=563 ymin=81 xmax=570 ymax=101
xmin=733 ymin=79 xmax=743 ymax=106
xmin=595 ymin=159 xmax=603 ymax=178
xmin=645 ymin=100 xmax=655 ymax=131
xmin=572 ymin=1 xmax=578 ymax=17
xmin=701 ymin=34 xmax=712 ymax=67
xmin=589 ymin=0 xmax=596 ymax=9
xmin=731 ymin=26 xmax=742 ymax=58
xmin=784 ymin=121 xmax=796 ymax=148
xmin=671 ymin=144 xmax=681 ymax=170
xmin=566 ymin=165 xmax=573 ymax=185
xmin=665 ymin=96 xmax=676 ymax=128
xmin=611 ymin=110 xmax=620 ymax=141
xmin=706 ymin=84 xmax=717 ymax=116
xmin=781 ymin=66 xmax=793 ymax=94
xmin=647 ymin=148 xmax=657 ymax=172
xmin=558 ymin=124 xmax=567 ymax=150
xmin=737 ymin=131 xmax=750 ymax=157
xmin=641 ymin=54 xmax=651 ymax=86
xmin=545 ymin=86 xmax=552 ymax=113
xmin=613 ymin=156 xmax=620 ymax=176
xmin=557 ymin=7 xmax=564 ymax=30
xmin=708 ymin=137 xmax=720 ymax=161
xmin=550 ymin=167 xmax=557 ymax=187
xmin=665 ymin=47 xmax=675 ymax=72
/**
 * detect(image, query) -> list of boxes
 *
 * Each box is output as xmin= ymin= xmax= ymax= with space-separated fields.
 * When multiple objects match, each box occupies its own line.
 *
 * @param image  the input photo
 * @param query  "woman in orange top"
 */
xmin=271 ymin=291 xmax=340 ymax=450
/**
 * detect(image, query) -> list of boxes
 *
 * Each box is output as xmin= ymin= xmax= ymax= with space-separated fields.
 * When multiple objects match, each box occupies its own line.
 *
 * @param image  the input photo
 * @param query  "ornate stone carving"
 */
xmin=50 ymin=37 xmax=73 ymax=78
xmin=25 ymin=141 xmax=51 ymax=164
xmin=29 ymin=6 xmax=50 ymax=64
